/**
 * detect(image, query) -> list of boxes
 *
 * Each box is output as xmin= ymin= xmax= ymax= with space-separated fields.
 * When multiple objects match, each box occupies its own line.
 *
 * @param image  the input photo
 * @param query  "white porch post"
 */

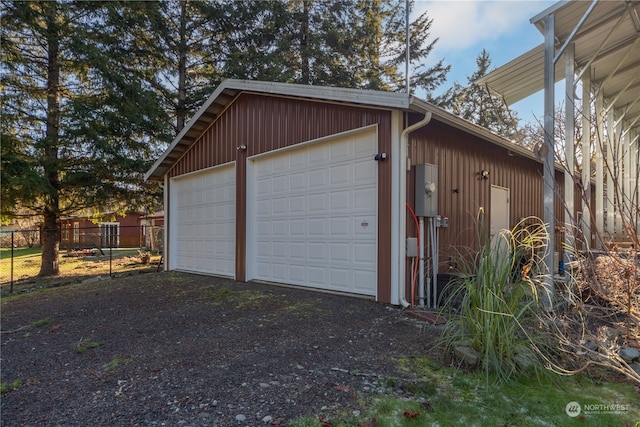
xmin=595 ymin=91 xmax=605 ymax=248
xmin=581 ymin=67 xmax=592 ymax=250
xmin=629 ymin=129 xmax=640 ymax=234
xmin=607 ymin=108 xmax=616 ymax=234
xmin=622 ymin=119 xmax=631 ymax=233
xmin=564 ymin=43 xmax=575 ymax=260
xmin=542 ymin=13 xmax=556 ymax=309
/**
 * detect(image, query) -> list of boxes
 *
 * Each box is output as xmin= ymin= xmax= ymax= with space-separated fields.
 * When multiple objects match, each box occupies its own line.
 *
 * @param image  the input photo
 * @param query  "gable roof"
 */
xmin=145 ymin=80 xmax=417 ymax=182
xmin=145 ymin=79 xmax=538 ymax=182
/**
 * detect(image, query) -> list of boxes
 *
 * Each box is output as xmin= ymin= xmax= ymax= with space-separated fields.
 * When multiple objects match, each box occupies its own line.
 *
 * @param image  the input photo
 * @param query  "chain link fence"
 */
xmin=0 ymin=225 xmax=163 ymax=294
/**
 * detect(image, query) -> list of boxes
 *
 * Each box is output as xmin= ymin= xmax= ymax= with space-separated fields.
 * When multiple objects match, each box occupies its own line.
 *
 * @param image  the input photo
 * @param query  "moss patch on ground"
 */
xmin=293 ymin=356 xmax=640 ymax=427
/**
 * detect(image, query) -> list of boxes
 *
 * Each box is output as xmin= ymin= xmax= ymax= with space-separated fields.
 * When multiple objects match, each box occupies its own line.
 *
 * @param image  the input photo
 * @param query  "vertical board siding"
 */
xmin=167 ymin=93 xmax=393 ymax=302
xmin=408 ymin=119 xmax=570 ymax=275
xmin=169 ymin=94 xmax=391 ymax=176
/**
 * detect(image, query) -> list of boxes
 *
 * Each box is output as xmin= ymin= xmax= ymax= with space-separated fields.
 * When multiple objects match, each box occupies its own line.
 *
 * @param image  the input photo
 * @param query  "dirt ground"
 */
xmin=1 ymin=271 xmax=441 ymax=427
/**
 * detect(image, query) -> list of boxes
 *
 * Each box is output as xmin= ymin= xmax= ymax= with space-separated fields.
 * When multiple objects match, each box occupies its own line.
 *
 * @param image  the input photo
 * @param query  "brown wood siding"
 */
xmin=407 ymin=119 xmax=572 ymax=275
xmin=167 ymin=93 xmax=393 ymax=302
xmin=59 ymin=213 xmax=142 ymax=249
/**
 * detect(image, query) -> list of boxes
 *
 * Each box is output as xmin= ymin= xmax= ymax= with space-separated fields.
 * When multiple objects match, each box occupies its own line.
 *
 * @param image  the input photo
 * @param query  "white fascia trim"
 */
xmin=390 ymin=110 xmax=404 ymax=306
xmin=224 ymin=79 xmax=411 ymax=110
xmin=163 ymin=174 xmax=169 ymax=272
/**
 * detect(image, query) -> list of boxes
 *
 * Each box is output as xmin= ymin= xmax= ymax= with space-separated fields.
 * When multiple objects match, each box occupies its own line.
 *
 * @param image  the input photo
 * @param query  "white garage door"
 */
xmin=247 ymin=127 xmax=378 ymax=296
xmin=170 ymin=163 xmax=236 ymax=277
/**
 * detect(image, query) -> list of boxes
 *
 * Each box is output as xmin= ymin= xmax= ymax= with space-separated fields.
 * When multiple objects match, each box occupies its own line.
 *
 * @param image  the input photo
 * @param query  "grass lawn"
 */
xmin=0 ymin=247 xmax=46 ymax=283
xmin=0 ymin=247 xmax=159 ymax=291
xmin=292 ymin=356 xmax=640 ymax=427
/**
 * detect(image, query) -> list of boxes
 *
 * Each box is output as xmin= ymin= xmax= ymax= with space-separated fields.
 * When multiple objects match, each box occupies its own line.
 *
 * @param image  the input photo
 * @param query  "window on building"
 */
xmin=99 ymin=222 xmax=120 ymax=248
xmin=62 ymin=224 xmax=70 ymax=243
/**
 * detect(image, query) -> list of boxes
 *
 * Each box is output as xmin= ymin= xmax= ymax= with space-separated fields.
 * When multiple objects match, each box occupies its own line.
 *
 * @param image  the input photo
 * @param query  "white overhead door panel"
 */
xmin=248 ymin=127 xmax=378 ymax=296
xmin=170 ymin=163 xmax=236 ymax=277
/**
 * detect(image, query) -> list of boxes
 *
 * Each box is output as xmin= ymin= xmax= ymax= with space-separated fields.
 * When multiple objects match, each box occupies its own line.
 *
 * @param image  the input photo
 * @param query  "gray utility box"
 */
xmin=406 ymin=237 xmax=418 ymax=257
xmin=415 ymin=163 xmax=438 ymax=217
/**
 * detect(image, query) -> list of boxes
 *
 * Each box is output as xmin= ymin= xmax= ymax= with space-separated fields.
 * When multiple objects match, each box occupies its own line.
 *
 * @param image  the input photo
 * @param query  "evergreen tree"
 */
xmin=449 ymin=49 xmax=520 ymax=137
xmin=282 ymin=0 xmax=363 ymax=87
xmin=218 ymin=0 xmax=450 ymax=97
xmin=219 ymin=1 xmax=291 ymax=83
xmin=1 ymin=1 xmax=170 ymax=276
xmin=1 ymin=0 xmax=452 ymax=277
xmin=149 ymin=0 xmax=229 ymax=133
xmin=349 ymin=0 xmax=450 ymax=101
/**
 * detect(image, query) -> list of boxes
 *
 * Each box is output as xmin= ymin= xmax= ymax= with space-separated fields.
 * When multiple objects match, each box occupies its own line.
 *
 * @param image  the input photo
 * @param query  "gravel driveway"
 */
xmin=1 ymin=271 xmax=439 ymax=426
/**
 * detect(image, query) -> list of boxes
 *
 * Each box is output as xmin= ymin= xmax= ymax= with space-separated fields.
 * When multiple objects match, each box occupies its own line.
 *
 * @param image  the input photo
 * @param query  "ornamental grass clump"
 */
xmin=439 ymin=214 xmax=553 ymax=384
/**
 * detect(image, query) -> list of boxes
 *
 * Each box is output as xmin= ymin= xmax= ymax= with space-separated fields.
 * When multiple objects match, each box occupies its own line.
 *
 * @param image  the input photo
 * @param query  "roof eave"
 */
xmin=411 ymin=99 xmax=541 ymax=163
xmin=145 ymin=79 xmax=412 ymax=182
xmin=530 ymin=1 xmax=571 ymax=26
xmin=144 ymin=82 xmax=240 ymax=182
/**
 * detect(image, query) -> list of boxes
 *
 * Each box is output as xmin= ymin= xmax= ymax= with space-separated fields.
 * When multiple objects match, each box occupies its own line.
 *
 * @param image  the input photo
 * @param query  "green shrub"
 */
xmin=439 ymin=214 xmax=553 ymax=384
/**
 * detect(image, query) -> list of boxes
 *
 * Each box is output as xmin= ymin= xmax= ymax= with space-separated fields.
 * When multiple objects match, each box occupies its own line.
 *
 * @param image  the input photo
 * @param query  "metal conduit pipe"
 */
xmin=418 ymin=217 xmax=425 ymax=307
xmin=431 ymin=216 xmax=438 ymax=309
xmin=422 ymin=216 xmax=438 ymax=309
xmin=398 ymin=109 xmax=433 ymax=308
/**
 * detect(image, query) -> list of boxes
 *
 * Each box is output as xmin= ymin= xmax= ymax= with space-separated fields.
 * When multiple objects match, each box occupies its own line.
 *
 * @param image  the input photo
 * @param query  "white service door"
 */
xmin=490 ymin=185 xmax=511 ymax=275
xmin=248 ymin=128 xmax=378 ymax=296
xmin=170 ymin=163 xmax=236 ymax=277
xmin=490 ymin=185 xmax=510 ymax=236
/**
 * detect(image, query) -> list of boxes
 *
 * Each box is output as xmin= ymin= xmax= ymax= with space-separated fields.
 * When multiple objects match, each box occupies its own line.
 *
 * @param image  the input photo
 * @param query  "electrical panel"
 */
xmin=415 ymin=163 xmax=438 ymax=217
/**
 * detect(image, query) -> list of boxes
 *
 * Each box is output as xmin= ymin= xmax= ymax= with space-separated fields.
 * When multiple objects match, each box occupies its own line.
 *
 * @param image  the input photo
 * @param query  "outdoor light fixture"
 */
xmin=237 ymin=144 xmax=247 ymax=151
xmin=374 ymin=152 xmax=388 ymax=161
xmin=481 ymin=170 xmax=490 ymax=180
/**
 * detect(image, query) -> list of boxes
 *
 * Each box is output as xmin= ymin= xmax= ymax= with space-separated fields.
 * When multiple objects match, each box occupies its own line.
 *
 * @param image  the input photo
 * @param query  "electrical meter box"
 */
xmin=415 ymin=163 xmax=438 ymax=217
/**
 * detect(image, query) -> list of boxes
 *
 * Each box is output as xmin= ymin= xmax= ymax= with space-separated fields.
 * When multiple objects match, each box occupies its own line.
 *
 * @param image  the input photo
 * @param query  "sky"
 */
xmin=413 ymin=0 xmax=556 ymax=125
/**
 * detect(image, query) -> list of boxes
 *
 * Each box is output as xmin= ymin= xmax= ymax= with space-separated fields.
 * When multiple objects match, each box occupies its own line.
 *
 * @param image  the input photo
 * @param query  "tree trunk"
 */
xmin=39 ymin=1 xmax=61 ymax=277
xmin=299 ymin=1 xmax=310 ymax=84
xmin=39 ymin=212 xmax=60 ymax=277
xmin=176 ymin=0 xmax=188 ymax=132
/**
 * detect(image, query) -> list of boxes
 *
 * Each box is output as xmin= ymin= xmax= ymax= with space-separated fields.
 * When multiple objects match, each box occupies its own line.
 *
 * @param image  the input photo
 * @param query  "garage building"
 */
xmin=145 ymin=79 xmax=575 ymax=305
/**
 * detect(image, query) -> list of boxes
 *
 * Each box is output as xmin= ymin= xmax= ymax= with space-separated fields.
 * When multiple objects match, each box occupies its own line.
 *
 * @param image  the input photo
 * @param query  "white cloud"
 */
xmin=415 ymin=1 xmax=547 ymax=52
